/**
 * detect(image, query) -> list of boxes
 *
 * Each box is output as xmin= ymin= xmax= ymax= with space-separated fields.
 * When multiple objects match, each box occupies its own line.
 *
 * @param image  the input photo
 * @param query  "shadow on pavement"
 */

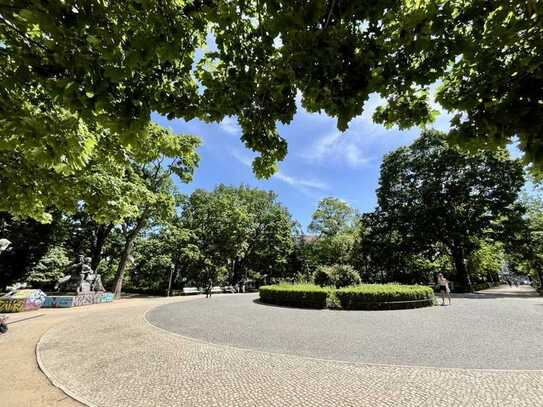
xmin=452 ymin=292 xmax=541 ymax=299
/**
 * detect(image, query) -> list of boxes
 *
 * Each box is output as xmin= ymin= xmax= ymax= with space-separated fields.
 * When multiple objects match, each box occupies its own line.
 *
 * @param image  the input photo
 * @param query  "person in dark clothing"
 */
xmin=206 ymin=278 xmax=213 ymax=298
xmin=0 ymin=315 xmax=8 ymax=334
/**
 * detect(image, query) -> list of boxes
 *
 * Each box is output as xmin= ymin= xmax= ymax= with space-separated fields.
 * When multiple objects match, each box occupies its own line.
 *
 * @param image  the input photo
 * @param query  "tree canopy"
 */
xmin=372 ymin=130 xmax=525 ymax=289
xmin=308 ymin=197 xmax=357 ymax=237
xmin=179 ymin=185 xmax=296 ymax=284
xmin=1 ymin=1 xmax=542 ymax=217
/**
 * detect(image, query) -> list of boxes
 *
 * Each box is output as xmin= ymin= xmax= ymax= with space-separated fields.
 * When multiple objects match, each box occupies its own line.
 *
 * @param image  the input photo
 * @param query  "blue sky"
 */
xmin=153 ymin=94 xmax=454 ymax=230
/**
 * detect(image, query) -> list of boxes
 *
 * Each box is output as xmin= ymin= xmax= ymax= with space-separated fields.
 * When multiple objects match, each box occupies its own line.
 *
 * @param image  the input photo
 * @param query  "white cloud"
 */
xmin=229 ymin=149 xmax=329 ymax=192
xmin=220 ymin=116 xmax=241 ymax=135
xmin=273 ymin=172 xmax=329 ymax=190
xmin=305 ymin=131 xmax=374 ymax=168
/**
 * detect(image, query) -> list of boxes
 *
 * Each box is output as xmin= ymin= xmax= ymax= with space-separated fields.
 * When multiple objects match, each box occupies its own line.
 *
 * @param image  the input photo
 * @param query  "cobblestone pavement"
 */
xmin=148 ymin=287 xmax=543 ymax=369
xmin=0 ymin=295 xmax=201 ymax=407
xmin=37 ymin=290 xmax=543 ymax=407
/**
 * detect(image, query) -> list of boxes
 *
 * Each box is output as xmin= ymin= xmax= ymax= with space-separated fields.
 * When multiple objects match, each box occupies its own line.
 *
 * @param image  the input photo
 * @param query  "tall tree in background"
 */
xmin=305 ymin=198 xmax=359 ymax=268
xmin=374 ymin=130 xmax=524 ymax=291
xmin=309 ymin=197 xmax=356 ymax=237
xmin=179 ymin=185 xmax=296 ymax=285
xmin=110 ymin=128 xmax=200 ymax=297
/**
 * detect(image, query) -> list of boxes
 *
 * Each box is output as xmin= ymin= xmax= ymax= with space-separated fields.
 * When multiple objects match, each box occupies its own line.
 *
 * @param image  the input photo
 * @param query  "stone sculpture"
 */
xmin=0 ymin=238 xmax=11 ymax=254
xmin=55 ymin=255 xmax=105 ymax=294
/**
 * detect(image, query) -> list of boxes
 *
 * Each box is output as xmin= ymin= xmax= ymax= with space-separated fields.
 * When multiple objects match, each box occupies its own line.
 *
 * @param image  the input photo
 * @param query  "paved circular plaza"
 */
xmin=148 ymin=291 xmax=543 ymax=370
xmin=34 ymin=287 xmax=543 ymax=406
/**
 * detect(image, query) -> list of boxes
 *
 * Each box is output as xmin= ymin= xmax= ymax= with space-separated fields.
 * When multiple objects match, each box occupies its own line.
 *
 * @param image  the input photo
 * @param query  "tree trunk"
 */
xmin=451 ymin=243 xmax=472 ymax=292
xmin=91 ymin=223 xmax=113 ymax=271
xmin=113 ymin=235 xmax=136 ymax=298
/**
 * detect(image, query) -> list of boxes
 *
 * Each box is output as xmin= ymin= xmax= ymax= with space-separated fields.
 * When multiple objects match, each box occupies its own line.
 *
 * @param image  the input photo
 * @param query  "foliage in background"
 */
xmin=178 ymin=185 xmax=296 ymax=286
xmin=370 ymin=130 xmax=524 ymax=290
xmin=26 ymin=246 xmax=70 ymax=290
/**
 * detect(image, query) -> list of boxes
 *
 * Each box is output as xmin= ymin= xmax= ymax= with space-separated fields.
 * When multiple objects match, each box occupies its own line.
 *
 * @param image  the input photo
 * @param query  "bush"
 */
xmin=259 ymin=284 xmax=329 ymax=308
xmin=313 ymin=264 xmax=361 ymax=288
xmin=259 ymin=283 xmax=435 ymax=310
xmin=313 ymin=266 xmax=333 ymax=287
xmin=336 ymin=284 xmax=434 ymax=310
xmin=329 ymin=265 xmax=361 ymax=288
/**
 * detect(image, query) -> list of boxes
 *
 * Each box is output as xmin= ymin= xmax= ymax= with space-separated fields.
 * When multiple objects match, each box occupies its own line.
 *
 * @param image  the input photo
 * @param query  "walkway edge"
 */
xmin=36 ymin=325 xmax=96 ymax=407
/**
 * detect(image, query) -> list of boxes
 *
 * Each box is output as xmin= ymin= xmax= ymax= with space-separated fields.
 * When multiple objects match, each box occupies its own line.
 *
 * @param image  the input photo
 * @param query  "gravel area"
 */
xmin=147 ymin=288 xmax=543 ymax=370
xmin=36 ymin=290 xmax=543 ymax=407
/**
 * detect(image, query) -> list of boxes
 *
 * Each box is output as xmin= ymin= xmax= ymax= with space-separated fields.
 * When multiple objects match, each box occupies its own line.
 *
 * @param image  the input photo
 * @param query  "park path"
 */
xmin=34 ymin=291 xmax=543 ymax=407
xmin=0 ymin=295 xmax=202 ymax=407
xmin=474 ymin=284 xmax=539 ymax=297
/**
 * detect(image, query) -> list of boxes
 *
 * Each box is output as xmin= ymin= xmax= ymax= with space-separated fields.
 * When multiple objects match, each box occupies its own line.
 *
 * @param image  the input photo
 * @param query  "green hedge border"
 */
xmin=259 ymin=284 xmax=329 ymax=309
xmin=259 ymin=284 xmax=434 ymax=310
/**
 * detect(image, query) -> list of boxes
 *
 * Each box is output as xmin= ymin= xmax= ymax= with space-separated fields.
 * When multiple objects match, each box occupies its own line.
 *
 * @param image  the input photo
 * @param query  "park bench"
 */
xmin=182 ymin=287 xmax=201 ymax=295
xmin=222 ymin=286 xmax=236 ymax=293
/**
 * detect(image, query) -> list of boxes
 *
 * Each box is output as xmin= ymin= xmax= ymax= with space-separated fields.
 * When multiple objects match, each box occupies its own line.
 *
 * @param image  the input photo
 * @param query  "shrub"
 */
xmin=336 ymin=284 xmax=434 ymax=310
xmin=329 ymin=264 xmax=361 ymax=288
xmin=313 ymin=266 xmax=333 ymax=287
xmin=259 ymin=284 xmax=329 ymax=308
xmin=313 ymin=264 xmax=361 ymax=288
xmin=259 ymin=283 xmax=435 ymax=310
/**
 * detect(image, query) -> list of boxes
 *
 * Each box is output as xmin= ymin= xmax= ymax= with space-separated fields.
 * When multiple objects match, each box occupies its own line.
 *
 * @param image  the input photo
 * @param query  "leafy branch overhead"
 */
xmin=1 ymin=1 xmax=542 ymax=221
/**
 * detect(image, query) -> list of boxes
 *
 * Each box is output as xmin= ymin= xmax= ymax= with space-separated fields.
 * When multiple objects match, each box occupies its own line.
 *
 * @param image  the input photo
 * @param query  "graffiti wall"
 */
xmin=0 ymin=298 xmax=25 ymax=313
xmin=43 ymin=296 xmax=74 ymax=308
xmin=0 ymin=289 xmax=46 ymax=312
xmin=43 ymin=292 xmax=114 ymax=308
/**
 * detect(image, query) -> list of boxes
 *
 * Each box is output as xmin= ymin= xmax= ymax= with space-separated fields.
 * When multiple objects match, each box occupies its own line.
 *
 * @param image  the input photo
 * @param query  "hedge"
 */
xmin=336 ymin=284 xmax=434 ymax=310
xmin=258 ymin=284 xmax=329 ymax=309
xmin=259 ymin=283 xmax=435 ymax=310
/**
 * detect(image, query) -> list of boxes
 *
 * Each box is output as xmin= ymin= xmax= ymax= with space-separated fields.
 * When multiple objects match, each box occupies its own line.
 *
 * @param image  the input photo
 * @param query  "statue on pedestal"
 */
xmin=55 ymin=255 xmax=105 ymax=293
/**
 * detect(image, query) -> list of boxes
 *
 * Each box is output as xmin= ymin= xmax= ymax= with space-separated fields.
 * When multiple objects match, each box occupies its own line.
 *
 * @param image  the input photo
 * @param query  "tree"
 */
xmin=0 ymin=211 xmax=70 ymax=289
xmin=304 ymin=198 xmax=358 ymax=270
xmin=375 ymin=1 xmax=543 ymax=170
xmin=179 ymin=185 xmax=296 ymax=285
xmin=509 ymin=192 xmax=543 ymax=286
xmin=3 ymin=0 xmax=541 ymax=193
xmin=26 ymin=245 xmax=70 ymax=289
xmin=374 ymin=130 xmax=524 ymax=291
xmin=309 ymin=197 xmax=356 ymax=237
xmin=469 ymin=240 xmax=505 ymax=283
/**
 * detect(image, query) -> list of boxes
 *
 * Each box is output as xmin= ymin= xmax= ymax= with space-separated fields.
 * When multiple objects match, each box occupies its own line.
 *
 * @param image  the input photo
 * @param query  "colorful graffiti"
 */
xmin=43 ymin=296 xmax=74 ymax=308
xmin=0 ymin=298 xmax=25 ymax=313
xmin=43 ymin=292 xmax=114 ymax=308
xmin=98 ymin=292 xmax=114 ymax=303
xmin=0 ymin=289 xmax=46 ymax=312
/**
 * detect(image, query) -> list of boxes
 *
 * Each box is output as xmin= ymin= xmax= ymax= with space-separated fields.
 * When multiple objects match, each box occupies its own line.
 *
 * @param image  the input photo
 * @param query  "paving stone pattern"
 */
xmin=37 ymin=292 xmax=543 ymax=407
xmin=148 ymin=291 xmax=543 ymax=370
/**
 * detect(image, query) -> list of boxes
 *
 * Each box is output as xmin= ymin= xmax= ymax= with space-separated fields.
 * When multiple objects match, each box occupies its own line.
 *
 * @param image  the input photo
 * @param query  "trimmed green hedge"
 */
xmin=259 ymin=284 xmax=329 ymax=309
xmin=259 ymin=283 xmax=434 ymax=310
xmin=336 ymin=284 xmax=434 ymax=310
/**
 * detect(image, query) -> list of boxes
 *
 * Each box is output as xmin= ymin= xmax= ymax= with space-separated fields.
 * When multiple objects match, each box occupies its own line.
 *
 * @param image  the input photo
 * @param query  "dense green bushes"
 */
xmin=259 ymin=283 xmax=434 ymax=310
xmin=336 ymin=284 xmax=434 ymax=310
xmin=313 ymin=264 xmax=361 ymax=288
xmin=258 ymin=284 xmax=329 ymax=308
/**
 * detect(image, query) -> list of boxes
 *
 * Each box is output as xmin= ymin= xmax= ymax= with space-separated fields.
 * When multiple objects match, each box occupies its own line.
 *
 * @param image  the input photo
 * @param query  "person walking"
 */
xmin=437 ymin=273 xmax=452 ymax=306
xmin=206 ymin=278 xmax=213 ymax=299
xmin=0 ymin=315 xmax=8 ymax=334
